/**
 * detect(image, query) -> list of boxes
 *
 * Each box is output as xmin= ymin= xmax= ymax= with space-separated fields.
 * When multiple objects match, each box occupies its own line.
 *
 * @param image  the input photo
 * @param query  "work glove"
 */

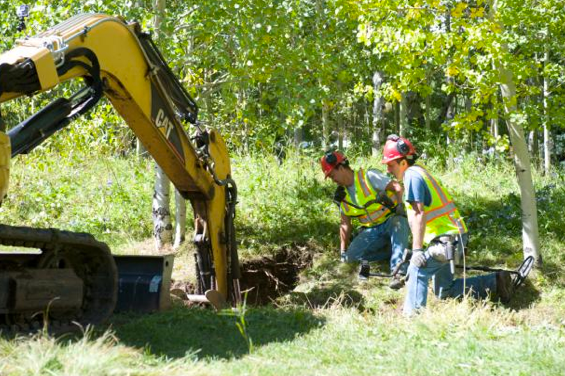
xmin=377 ymin=190 xmax=395 ymax=209
xmin=394 ymin=204 xmax=406 ymax=217
xmin=333 ymin=186 xmax=346 ymax=203
xmin=340 ymin=250 xmax=347 ymax=263
xmin=410 ymin=249 xmax=427 ymax=268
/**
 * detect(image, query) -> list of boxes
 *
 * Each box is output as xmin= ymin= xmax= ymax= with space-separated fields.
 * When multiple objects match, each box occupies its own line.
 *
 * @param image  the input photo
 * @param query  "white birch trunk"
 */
xmin=492 ymin=0 xmax=541 ymax=264
xmin=543 ymin=50 xmax=551 ymax=175
xmin=372 ymin=71 xmax=384 ymax=156
xmin=491 ymin=61 xmax=499 ymax=139
xmin=151 ymin=0 xmax=178 ymax=250
xmin=173 ymin=190 xmax=186 ymax=249
xmin=399 ymin=94 xmax=408 ymax=137
xmin=294 ymin=127 xmax=303 ymax=148
xmin=425 ymin=94 xmax=431 ymax=131
xmin=322 ymin=100 xmax=330 ymax=150
xmin=491 ymin=116 xmax=499 ymax=139
xmin=153 ymin=165 xmax=173 ymax=249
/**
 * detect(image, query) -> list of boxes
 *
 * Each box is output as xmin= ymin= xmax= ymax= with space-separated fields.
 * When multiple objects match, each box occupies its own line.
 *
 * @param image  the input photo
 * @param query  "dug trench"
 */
xmin=171 ymin=247 xmax=314 ymax=306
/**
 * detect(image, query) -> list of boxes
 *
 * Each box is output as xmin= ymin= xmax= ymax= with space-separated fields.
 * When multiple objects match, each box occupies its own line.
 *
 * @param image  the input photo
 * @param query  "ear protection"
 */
xmin=324 ymin=151 xmax=338 ymax=165
xmin=387 ymin=134 xmax=411 ymax=156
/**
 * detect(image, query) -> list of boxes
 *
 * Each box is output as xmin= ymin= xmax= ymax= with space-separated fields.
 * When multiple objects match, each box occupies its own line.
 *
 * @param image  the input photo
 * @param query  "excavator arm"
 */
xmin=0 ymin=14 xmax=240 ymax=332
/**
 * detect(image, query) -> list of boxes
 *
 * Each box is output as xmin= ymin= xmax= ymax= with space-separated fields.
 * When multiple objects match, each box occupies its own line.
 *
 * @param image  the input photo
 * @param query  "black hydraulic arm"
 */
xmin=5 ymin=48 xmax=103 ymax=157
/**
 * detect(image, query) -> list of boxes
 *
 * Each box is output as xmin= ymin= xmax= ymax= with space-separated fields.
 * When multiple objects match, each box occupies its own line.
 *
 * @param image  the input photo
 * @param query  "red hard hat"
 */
xmin=320 ymin=151 xmax=346 ymax=178
xmin=381 ymin=135 xmax=416 ymax=164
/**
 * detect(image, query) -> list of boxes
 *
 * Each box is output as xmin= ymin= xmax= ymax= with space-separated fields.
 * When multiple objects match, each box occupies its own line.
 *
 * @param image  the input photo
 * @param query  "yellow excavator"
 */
xmin=0 ymin=13 xmax=241 ymax=333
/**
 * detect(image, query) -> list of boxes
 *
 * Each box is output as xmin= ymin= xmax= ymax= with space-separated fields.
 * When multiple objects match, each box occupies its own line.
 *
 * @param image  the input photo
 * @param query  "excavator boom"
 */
xmin=0 ymin=14 xmax=240 ymax=333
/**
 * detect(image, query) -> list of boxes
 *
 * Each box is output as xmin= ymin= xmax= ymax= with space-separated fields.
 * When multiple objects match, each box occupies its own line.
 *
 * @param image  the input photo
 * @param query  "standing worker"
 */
xmin=321 ymin=150 xmax=409 ymax=289
xmin=381 ymin=135 xmax=519 ymax=315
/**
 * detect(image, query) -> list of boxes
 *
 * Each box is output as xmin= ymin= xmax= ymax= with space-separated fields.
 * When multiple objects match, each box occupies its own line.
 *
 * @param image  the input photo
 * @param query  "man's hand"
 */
xmin=377 ymin=190 xmax=395 ymax=210
xmin=334 ymin=186 xmax=346 ymax=203
xmin=340 ymin=250 xmax=347 ymax=263
xmin=410 ymin=249 xmax=426 ymax=268
xmin=395 ymin=204 xmax=406 ymax=217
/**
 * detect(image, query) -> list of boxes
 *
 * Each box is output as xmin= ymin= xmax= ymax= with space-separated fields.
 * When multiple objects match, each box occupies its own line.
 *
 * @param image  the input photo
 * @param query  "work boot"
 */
xmin=389 ymin=274 xmax=405 ymax=290
xmin=496 ymin=271 xmax=517 ymax=303
xmin=358 ymin=261 xmax=370 ymax=280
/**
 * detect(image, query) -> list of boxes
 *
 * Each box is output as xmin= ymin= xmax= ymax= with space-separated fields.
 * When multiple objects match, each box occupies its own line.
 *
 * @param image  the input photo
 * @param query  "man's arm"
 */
xmin=339 ymin=213 xmax=352 ymax=251
xmin=407 ymin=201 xmax=426 ymax=250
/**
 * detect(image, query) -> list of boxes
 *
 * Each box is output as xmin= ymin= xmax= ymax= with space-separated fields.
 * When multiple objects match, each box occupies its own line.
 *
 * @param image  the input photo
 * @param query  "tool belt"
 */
xmin=427 ymin=234 xmax=463 ymax=264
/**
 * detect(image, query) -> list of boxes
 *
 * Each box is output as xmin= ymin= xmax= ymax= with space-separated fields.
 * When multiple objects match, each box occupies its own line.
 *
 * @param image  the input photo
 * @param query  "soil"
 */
xmin=171 ymin=247 xmax=313 ymax=306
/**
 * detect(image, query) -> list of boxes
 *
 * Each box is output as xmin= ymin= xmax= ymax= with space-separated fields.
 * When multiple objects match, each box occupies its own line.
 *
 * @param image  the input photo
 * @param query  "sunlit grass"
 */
xmin=1 ymin=150 xmax=565 ymax=375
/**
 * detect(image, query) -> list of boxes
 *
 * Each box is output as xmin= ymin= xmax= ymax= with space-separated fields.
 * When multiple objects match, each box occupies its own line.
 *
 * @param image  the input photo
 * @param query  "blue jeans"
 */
xmin=403 ymin=234 xmax=497 ymax=315
xmin=345 ymin=215 xmax=409 ymax=274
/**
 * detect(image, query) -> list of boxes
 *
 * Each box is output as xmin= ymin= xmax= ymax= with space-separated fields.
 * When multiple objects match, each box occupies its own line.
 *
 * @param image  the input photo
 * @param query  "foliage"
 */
xmin=0 ymin=151 xmax=156 ymax=247
xmin=2 ymin=0 xmax=565 ymax=163
xmin=232 ymin=150 xmax=336 ymax=257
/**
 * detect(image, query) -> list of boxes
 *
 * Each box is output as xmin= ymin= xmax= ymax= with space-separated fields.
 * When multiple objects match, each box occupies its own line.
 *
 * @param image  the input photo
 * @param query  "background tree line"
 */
xmin=1 ymin=0 xmax=564 ymax=261
xmin=2 ymin=0 xmax=564 ymax=164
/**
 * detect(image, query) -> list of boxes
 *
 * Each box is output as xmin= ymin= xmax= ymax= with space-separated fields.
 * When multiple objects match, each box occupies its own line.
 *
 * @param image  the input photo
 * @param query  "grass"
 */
xmin=1 ymin=148 xmax=565 ymax=375
xmin=1 ymin=303 xmax=563 ymax=375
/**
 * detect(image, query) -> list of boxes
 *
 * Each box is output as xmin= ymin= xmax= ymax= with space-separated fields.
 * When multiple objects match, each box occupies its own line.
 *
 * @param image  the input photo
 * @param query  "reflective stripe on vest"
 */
xmin=405 ymin=165 xmax=467 ymax=244
xmin=340 ymin=169 xmax=396 ymax=227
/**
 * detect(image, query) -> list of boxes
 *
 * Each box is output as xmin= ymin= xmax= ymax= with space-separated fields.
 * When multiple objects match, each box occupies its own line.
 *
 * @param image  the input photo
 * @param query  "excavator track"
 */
xmin=0 ymin=225 xmax=117 ymax=335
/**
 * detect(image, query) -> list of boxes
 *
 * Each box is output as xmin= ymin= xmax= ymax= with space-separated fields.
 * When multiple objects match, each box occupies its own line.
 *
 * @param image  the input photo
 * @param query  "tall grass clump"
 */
xmin=232 ymin=150 xmax=338 ymax=257
xmin=0 ymin=328 xmax=203 ymax=376
xmin=1 ymin=150 xmax=156 ymax=248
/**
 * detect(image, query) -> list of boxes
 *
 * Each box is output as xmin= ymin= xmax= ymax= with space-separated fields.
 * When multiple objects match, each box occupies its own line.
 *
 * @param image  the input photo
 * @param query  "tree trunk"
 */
xmin=492 ymin=0 xmax=541 ymax=264
xmin=153 ymin=165 xmax=173 ymax=249
xmin=394 ymin=101 xmax=400 ymax=134
xmin=140 ymin=0 xmax=167 ymax=157
xmin=406 ymin=92 xmax=425 ymax=129
xmin=490 ymin=99 xmax=499 ymax=139
xmin=528 ymin=130 xmax=539 ymax=163
xmin=322 ymin=100 xmax=330 ymax=150
xmin=543 ymin=50 xmax=551 ymax=175
xmin=372 ymin=71 xmax=385 ymax=156
xmin=437 ymin=92 xmax=456 ymax=127
xmin=490 ymin=62 xmax=500 ymax=140
xmin=294 ymin=127 xmax=303 ymax=148
xmin=425 ymin=93 xmax=431 ymax=131
xmin=152 ymin=0 xmax=180 ymax=250
xmin=399 ymin=94 xmax=407 ymax=136
xmin=337 ymin=114 xmax=344 ymax=150
xmin=173 ymin=189 xmax=186 ymax=249
xmin=437 ymin=11 xmax=455 ymax=131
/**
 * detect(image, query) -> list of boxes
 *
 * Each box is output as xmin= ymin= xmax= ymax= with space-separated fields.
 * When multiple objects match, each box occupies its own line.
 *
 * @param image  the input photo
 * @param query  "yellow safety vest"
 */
xmin=404 ymin=165 xmax=467 ymax=245
xmin=340 ymin=168 xmax=397 ymax=227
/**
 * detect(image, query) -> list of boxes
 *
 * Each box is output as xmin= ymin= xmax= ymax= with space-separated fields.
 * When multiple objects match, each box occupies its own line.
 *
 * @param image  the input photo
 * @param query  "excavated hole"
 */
xmin=239 ymin=247 xmax=313 ymax=305
xmin=171 ymin=247 xmax=313 ymax=306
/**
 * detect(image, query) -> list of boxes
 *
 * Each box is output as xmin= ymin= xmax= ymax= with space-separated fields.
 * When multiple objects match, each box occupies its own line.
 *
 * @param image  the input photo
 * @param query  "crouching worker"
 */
xmin=321 ymin=150 xmax=409 ymax=289
xmin=381 ymin=135 xmax=518 ymax=315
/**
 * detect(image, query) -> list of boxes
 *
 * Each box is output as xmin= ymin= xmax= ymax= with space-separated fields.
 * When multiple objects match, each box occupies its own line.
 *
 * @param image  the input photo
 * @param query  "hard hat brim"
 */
xmin=381 ymin=155 xmax=403 ymax=164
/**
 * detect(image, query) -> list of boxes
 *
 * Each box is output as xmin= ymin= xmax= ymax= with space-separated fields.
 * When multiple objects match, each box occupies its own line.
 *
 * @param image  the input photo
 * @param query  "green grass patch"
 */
xmin=1 ymin=303 xmax=564 ymax=376
xmin=1 ymin=149 xmax=565 ymax=374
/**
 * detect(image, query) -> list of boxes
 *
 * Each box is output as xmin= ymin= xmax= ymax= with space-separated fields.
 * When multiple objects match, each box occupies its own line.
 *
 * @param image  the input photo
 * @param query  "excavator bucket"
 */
xmin=113 ymin=254 xmax=174 ymax=313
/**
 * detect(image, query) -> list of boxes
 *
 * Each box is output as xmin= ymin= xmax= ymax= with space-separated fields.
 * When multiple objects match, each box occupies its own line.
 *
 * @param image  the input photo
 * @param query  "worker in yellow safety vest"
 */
xmin=381 ymin=134 xmax=518 ymax=314
xmin=321 ymin=150 xmax=409 ymax=289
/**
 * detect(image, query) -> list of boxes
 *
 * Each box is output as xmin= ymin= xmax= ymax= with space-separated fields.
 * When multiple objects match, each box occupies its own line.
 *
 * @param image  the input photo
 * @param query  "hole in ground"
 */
xmin=239 ymin=247 xmax=313 ymax=305
xmin=171 ymin=247 xmax=313 ymax=306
